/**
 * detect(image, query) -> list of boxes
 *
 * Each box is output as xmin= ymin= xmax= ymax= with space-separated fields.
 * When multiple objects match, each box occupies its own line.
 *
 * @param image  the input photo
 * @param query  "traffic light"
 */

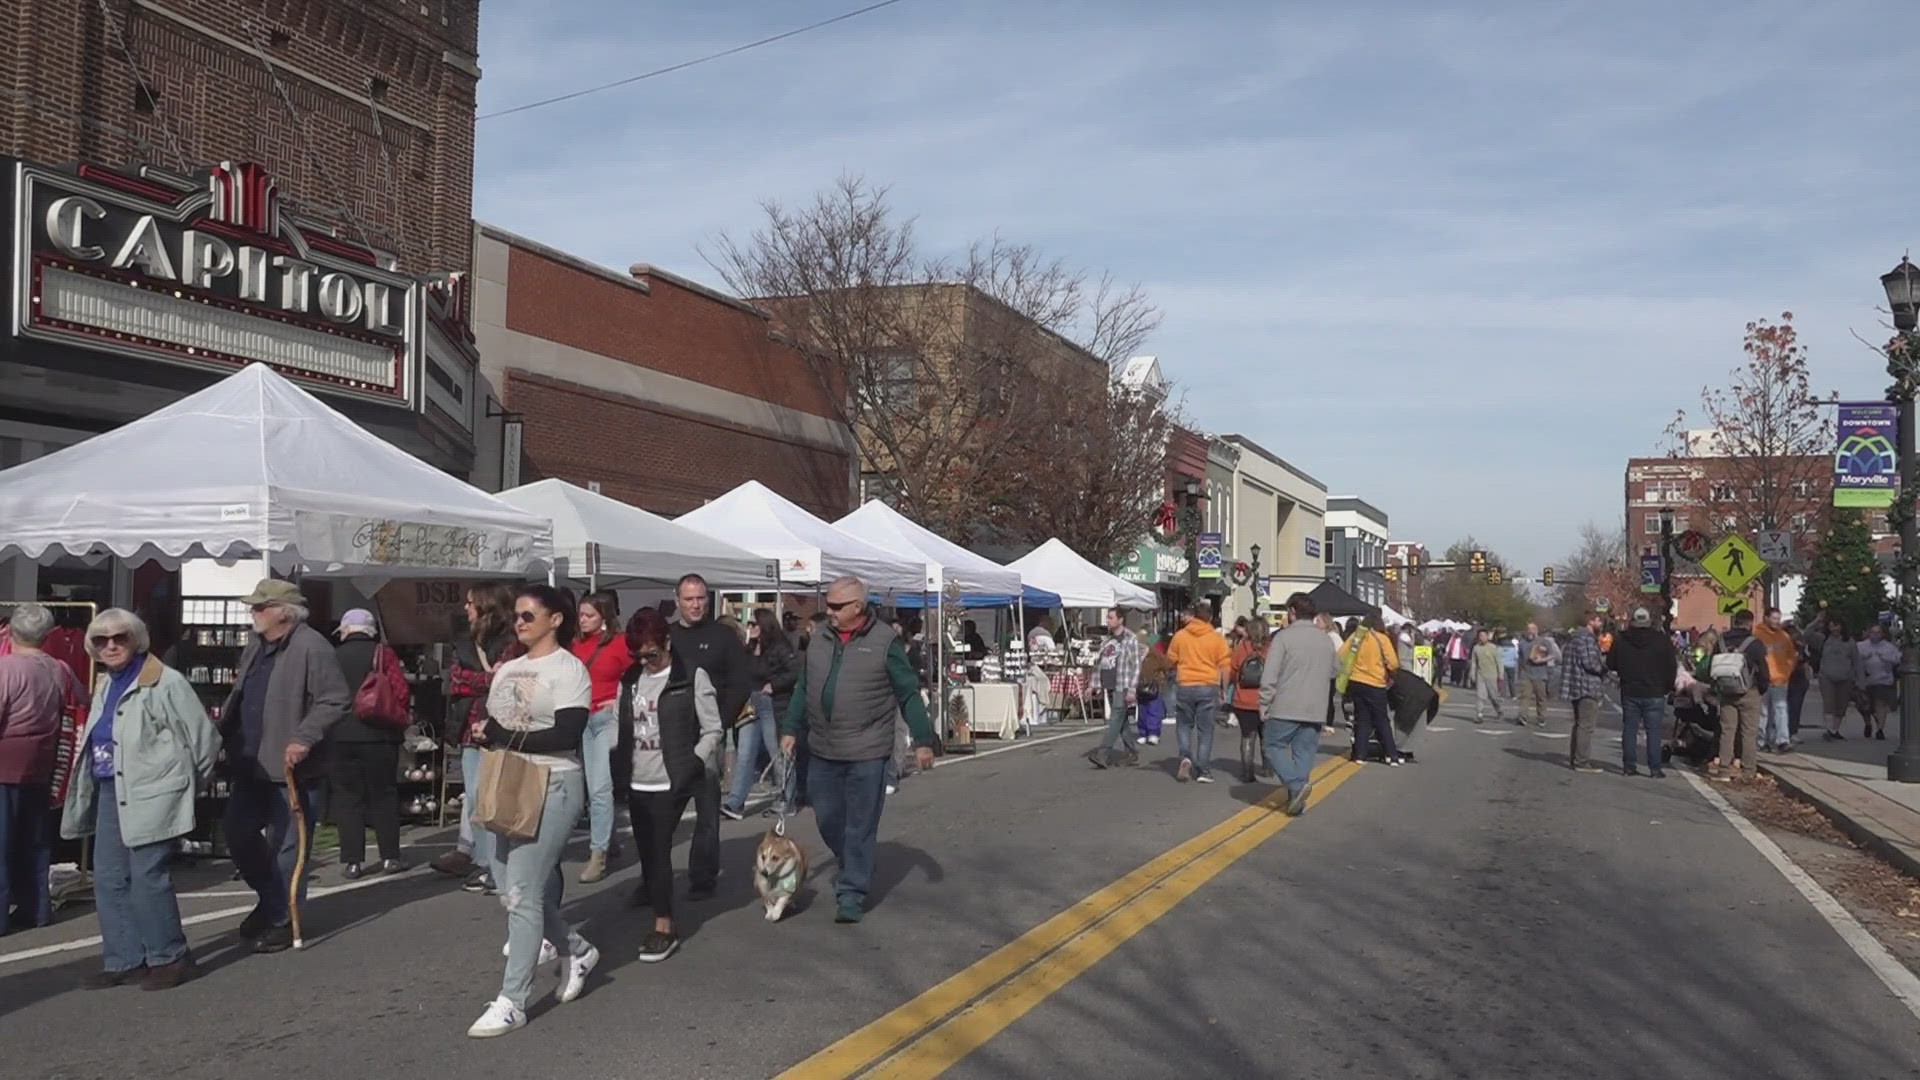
xmin=1384 ymin=565 xmax=1400 ymax=583
xmin=1409 ymin=553 xmax=1422 ymax=577
xmin=1469 ymin=549 xmax=1487 ymax=575
xmin=1542 ymin=566 xmax=1555 ymax=587
xmin=1487 ymin=566 xmax=1504 ymax=585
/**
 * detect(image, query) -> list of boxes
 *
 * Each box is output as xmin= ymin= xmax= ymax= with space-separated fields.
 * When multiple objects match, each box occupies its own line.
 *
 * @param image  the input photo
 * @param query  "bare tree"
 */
xmin=1547 ymin=522 xmax=1636 ymax=627
xmin=705 ymin=175 xmax=1161 ymax=542
xmin=1663 ymin=313 xmax=1831 ymax=550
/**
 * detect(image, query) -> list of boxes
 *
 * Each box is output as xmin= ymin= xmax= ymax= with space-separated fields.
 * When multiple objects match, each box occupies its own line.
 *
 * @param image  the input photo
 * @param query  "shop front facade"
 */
xmin=0 ymin=156 xmax=481 ymax=639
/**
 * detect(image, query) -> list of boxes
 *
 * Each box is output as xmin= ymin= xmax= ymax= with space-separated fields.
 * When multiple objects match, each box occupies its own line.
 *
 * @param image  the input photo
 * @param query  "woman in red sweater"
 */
xmin=572 ymin=591 xmax=631 ymax=883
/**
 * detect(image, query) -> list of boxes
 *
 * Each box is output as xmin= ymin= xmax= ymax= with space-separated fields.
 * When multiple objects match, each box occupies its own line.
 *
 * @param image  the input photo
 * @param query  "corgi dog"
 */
xmin=754 ymin=829 xmax=807 ymax=922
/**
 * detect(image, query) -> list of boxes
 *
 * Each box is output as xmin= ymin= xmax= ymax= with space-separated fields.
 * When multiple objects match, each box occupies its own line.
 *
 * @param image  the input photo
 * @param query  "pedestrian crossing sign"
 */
xmin=1718 ymin=593 xmax=1750 ymax=616
xmin=1701 ymin=535 xmax=1766 ymax=595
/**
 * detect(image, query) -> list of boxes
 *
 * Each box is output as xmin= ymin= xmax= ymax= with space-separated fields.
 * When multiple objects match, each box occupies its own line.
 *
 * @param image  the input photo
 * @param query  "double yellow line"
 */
xmin=779 ymin=756 xmax=1366 ymax=1079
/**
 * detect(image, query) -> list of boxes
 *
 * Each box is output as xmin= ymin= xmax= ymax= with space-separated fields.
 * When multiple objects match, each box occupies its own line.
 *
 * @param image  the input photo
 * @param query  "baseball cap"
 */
xmin=1631 ymin=608 xmax=1651 ymax=628
xmin=336 ymin=608 xmax=377 ymax=638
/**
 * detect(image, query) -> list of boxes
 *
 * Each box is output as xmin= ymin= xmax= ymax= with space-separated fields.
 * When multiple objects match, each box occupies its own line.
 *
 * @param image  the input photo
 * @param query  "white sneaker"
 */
xmin=558 ymin=942 xmax=599 ymax=1003
xmin=500 ymin=939 xmax=559 ymax=965
xmin=467 ymin=997 xmax=526 ymax=1038
xmin=884 ymin=785 xmax=898 ymax=796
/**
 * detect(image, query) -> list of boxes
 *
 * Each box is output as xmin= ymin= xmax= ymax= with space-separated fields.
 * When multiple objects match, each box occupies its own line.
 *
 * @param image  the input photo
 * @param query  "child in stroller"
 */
xmin=1670 ymin=694 xmax=1721 ymax=768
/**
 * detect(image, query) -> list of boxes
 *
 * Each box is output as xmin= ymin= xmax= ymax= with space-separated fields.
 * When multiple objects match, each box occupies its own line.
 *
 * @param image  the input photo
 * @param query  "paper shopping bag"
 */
xmin=471 ymin=748 xmax=549 ymax=840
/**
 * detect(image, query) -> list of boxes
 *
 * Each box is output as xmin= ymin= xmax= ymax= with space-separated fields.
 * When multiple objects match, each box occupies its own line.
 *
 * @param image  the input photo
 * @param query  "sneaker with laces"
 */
xmin=720 ymin=804 xmax=746 ymax=821
xmin=637 ymin=930 xmax=680 ymax=962
xmin=1176 ymin=758 xmax=1192 ymax=782
xmin=558 ymin=942 xmax=598 ymax=1003
xmin=500 ymin=938 xmax=559 ymax=965
xmin=463 ymin=871 xmax=496 ymax=895
xmin=467 ymin=997 xmax=526 ymax=1038
xmin=1194 ymin=770 xmax=1215 ymax=784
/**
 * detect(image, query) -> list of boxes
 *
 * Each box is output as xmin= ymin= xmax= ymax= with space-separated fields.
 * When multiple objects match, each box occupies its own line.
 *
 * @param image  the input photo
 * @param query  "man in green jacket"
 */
xmin=781 ymin=576 xmax=935 ymax=924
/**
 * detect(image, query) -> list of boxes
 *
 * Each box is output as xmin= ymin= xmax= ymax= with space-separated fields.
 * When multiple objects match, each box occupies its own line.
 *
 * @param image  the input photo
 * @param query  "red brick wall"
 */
xmin=505 ymin=370 xmax=852 ymax=521
xmin=502 ymin=248 xmax=840 ymax=421
xmin=4 ymin=0 xmax=478 ymax=275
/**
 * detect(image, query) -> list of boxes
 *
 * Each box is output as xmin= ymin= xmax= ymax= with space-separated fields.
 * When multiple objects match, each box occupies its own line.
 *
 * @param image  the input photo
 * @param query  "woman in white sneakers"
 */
xmin=468 ymin=585 xmax=599 ymax=1038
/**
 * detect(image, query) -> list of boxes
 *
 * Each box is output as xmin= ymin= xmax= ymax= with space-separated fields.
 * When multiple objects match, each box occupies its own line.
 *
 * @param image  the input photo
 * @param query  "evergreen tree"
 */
xmin=1797 ymin=507 xmax=1888 ymax=631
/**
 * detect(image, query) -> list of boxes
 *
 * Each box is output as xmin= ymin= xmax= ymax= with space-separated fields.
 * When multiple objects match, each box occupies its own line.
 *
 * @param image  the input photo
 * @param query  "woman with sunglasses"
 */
xmin=467 ymin=585 xmax=598 ymax=1038
xmin=58 ymin=609 xmax=219 ymax=991
xmin=614 ymin=609 xmax=722 ymax=964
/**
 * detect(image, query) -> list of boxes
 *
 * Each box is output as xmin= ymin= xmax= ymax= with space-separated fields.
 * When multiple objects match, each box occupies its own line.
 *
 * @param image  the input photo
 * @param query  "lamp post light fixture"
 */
xmin=1881 ymin=257 xmax=1920 ymax=781
xmin=1658 ymin=507 xmax=1675 ymax=634
xmin=1181 ymin=478 xmax=1204 ymax=595
xmin=1248 ymin=542 xmax=1263 ymax=614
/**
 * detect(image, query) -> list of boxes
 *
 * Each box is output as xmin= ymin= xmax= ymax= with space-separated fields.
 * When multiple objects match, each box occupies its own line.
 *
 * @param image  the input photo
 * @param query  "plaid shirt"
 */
xmin=1560 ymin=629 xmax=1608 ymax=701
xmin=1101 ymin=629 xmax=1144 ymax=696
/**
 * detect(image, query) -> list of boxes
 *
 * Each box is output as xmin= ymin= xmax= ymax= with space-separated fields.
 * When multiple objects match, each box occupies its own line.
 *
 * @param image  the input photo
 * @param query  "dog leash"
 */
xmin=772 ymin=751 xmax=797 ymax=839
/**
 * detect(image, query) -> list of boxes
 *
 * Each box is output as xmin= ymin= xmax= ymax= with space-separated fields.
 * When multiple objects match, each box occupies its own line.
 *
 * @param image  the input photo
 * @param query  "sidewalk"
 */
xmin=1764 ymin=723 xmax=1920 ymax=879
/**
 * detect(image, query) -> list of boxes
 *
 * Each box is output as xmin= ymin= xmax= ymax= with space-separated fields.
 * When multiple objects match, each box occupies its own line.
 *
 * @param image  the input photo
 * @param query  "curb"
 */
xmin=1760 ymin=762 xmax=1920 ymax=881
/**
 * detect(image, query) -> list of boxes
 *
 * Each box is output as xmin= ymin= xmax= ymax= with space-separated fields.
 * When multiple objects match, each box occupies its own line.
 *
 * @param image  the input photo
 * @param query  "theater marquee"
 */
xmin=10 ymin=159 xmax=420 ymax=407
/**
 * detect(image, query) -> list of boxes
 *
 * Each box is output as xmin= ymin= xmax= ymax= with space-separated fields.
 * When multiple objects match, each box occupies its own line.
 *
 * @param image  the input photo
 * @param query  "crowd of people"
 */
xmin=0 ymin=571 xmax=933 ymax=1039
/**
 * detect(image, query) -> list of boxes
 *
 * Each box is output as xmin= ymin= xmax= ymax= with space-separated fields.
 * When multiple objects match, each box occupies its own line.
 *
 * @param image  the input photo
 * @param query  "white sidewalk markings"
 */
xmin=0 ymin=723 xmax=1107 ymax=969
xmin=1684 ymin=772 xmax=1920 ymax=1024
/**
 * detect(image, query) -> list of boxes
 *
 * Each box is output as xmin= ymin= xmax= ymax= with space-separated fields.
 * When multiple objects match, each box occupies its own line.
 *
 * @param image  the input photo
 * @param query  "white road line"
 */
xmin=1534 ymin=732 xmax=1571 ymax=740
xmin=0 ymin=723 xmax=1104 ymax=969
xmin=1684 ymin=771 xmax=1920 ymax=1024
xmin=1474 ymin=729 xmax=1515 ymax=736
xmin=1428 ymin=726 xmax=1456 ymax=732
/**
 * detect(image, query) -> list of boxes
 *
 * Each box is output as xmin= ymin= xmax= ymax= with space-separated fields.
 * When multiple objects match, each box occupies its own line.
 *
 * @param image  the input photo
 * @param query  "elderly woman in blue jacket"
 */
xmin=59 ymin=609 xmax=219 ymax=992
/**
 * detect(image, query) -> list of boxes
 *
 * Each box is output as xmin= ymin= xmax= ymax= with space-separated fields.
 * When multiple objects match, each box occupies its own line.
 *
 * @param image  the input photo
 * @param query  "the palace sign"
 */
xmin=11 ymin=159 xmax=420 ymax=406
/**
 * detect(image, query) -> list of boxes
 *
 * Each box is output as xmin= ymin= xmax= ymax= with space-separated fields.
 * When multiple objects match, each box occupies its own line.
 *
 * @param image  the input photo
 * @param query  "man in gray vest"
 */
xmin=781 ymin=576 xmax=935 ymax=924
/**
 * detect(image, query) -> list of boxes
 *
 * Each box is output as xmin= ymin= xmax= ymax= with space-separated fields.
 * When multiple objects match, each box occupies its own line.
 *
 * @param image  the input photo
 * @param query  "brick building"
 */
xmin=1385 ymin=540 xmax=1429 ymax=616
xmin=1 ymin=0 xmax=485 ymax=609
xmin=472 ymin=225 xmax=856 ymax=520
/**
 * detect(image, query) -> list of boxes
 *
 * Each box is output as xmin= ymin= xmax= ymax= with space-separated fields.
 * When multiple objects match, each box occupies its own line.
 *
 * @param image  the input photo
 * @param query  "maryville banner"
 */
xmin=1834 ymin=402 xmax=1899 ymax=508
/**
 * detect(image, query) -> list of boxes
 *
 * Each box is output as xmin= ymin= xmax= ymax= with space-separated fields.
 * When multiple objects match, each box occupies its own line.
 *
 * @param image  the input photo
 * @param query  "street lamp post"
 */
xmin=1659 ymin=507 xmax=1675 ymax=634
xmin=1181 ymin=478 xmax=1203 ymax=598
xmin=1881 ymin=258 xmax=1920 ymax=781
xmin=1247 ymin=543 xmax=1263 ymax=615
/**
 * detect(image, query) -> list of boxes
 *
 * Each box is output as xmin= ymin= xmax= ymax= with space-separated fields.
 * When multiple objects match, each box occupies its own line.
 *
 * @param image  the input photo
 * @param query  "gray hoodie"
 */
xmin=1259 ymin=620 xmax=1339 ymax=723
xmin=1819 ymin=634 xmax=1862 ymax=684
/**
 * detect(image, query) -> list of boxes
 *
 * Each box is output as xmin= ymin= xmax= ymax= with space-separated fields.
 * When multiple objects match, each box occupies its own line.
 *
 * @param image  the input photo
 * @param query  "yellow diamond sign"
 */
xmin=1718 ymin=593 xmax=1750 ymax=617
xmin=1701 ymin=535 xmax=1767 ymax=596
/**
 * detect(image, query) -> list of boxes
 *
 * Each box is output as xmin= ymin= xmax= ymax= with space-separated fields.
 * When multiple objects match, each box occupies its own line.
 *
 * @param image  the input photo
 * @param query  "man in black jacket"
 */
xmin=1608 ymin=608 xmax=1678 ymax=778
xmin=666 ymin=574 xmax=750 ymax=900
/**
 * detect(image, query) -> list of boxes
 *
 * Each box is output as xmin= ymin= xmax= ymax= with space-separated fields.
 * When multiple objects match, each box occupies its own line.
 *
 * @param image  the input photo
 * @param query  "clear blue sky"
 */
xmin=472 ymin=0 xmax=1917 ymax=574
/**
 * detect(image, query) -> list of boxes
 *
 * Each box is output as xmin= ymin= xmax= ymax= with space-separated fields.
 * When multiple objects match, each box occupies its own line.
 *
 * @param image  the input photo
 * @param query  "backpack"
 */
xmin=353 ymin=644 xmax=413 ymax=729
xmin=1238 ymin=652 xmax=1265 ymax=690
xmin=1708 ymin=641 xmax=1754 ymax=699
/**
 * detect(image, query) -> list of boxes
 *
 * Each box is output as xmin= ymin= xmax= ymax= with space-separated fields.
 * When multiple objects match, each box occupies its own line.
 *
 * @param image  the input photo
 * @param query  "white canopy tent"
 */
xmin=1006 ymin=538 xmax=1156 ymax=610
xmin=496 ymin=479 xmax=777 ymax=589
xmin=675 ymin=481 xmax=925 ymax=595
xmin=1382 ymin=605 xmax=1414 ymax=628
xmin=834 ymin=500 xmax=1022 ymax=599
xmin=0 ymin=364 xmax=551 ymax=576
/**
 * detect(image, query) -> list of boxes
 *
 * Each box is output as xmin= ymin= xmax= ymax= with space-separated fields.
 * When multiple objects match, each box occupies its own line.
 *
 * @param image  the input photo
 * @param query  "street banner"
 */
xmin=1835 ymin=402 xmax=1899 ymax=508
xmin=1639 ymin=554 xmax=1664 ymax=594
xmin=1198 ymin=532 xmax=1223 ymax=579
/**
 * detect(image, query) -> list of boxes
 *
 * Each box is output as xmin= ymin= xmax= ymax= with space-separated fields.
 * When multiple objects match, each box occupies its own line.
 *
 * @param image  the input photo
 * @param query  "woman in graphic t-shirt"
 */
xmin=614 ymin=609 xmax=722 ymax=965
xmin=466 ymin=585 xmax=598 ymax=1039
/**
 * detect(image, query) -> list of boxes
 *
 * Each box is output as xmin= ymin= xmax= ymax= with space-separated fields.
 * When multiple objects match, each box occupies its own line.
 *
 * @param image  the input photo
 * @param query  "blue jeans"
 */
xmin=223 ymin=763 xmax=315 ymax=927
xmin=582 ymin=705 xmax=618 ymax=853
xmin=1621 ymin=696 xmax=1667 ymax=772
xmin=727 ymin=692 xmax=782 ymax=813
xmin=491 ymin=768 xmax=588 ymax=1010
xmin=1173 ymin=686 xmax=1219 ymax=774
xmin=0 ymin=782 xmax=53 ymax=931
xmin=807 ymin=756 xmax=888 ymax=905
xmin=92 ymin=780 xmax=189 ymax=971
xmin=460 ymin=746 xmax=497 ymax=870
xmin=1262 ymin=720 xmax=1322 ymax=796
xmin=1762 ymin=686 xmax=1791 ymax=747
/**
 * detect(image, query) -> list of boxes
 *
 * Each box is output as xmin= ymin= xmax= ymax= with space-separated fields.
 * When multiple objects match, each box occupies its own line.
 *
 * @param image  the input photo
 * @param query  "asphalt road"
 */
xmin=5 ymin=693 xmax=1920 ymax=1080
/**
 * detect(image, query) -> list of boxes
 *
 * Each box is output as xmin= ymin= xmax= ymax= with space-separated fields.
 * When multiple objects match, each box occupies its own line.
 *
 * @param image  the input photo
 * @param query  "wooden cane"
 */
xmin=284 ymin=762 xmax=308 ymax=950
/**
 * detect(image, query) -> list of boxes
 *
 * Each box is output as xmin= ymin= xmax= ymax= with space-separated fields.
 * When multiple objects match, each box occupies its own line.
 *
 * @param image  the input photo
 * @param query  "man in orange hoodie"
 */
xmin=1166 ymin=602 xmax=1231 ymax=783
xmin=1754 ymin=607 xmax=1800 ymax=751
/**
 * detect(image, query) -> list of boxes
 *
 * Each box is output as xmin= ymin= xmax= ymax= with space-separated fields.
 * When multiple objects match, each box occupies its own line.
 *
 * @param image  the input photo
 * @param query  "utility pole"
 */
xmin=1880 ymin=258 xmax=1920 ymax=782
xmin=1660 ymin=507 xmax=1675 ymax=633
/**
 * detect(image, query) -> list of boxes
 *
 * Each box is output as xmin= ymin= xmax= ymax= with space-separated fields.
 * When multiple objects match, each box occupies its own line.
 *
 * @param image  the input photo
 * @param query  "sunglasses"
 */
xmin=635 ymin=650 xmax=664 ymax=662
xmin=90 ymin=632 xmax=132 ymax=648
xmin=249 ymin=602 xmax=277 ymax=613
xmin=826 ymin=599 xmax=860 ymax=612
xmin=514 ymin=610 xmax=544 ymax=624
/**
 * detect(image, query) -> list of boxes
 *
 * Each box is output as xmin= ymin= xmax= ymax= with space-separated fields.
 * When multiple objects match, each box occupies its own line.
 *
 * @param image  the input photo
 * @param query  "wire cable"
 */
xmin=477 ymin=0 xmax=913 ymax=121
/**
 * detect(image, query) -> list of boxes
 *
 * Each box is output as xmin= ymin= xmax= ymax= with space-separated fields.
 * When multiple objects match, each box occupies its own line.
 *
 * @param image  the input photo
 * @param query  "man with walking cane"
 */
xmin=220 ymin=580 xmax=350 ymax=954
